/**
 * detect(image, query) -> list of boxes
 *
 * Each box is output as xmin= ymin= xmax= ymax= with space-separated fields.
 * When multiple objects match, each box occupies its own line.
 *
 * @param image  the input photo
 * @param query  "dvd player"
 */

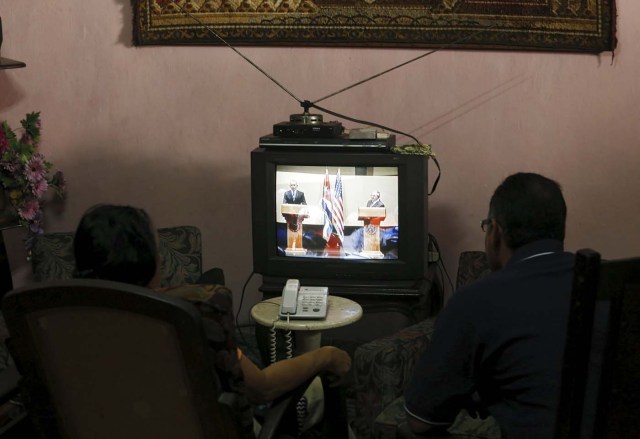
xmin=273 ymin=121 xmax=344 ymax=138
xmin=259 ymin=134 xmax=395 ymax=150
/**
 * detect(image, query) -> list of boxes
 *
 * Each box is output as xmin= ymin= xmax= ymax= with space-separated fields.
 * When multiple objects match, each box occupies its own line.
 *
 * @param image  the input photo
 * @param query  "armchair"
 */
xmin=29 ymin=225 xmax=223 ymax=287
xmin=0 ymin=225 xmax=222 ymax=434
xmin=351 ymin=251 xmax=491 ymax=439
xmin=3 ymin=226 xmax=350 ymax=438
xmin=556 ymin=249 xmax=640 ymax=438
xmin=1 ymin=279 xmax=329 ymax=438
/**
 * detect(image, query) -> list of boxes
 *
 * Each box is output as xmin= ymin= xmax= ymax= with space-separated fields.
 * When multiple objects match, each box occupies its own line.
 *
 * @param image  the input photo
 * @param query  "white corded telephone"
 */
xmin=278 ymin=279 xmax=328 ymax=320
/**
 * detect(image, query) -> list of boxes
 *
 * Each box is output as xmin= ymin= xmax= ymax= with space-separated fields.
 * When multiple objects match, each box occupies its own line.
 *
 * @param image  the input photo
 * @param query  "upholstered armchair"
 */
xmin=351 ymin=251 xmax=491 ymax=439
xmin=2 ymin=279 xmax=330 ymax=438
xmin=29 ymin=225 xmax=223 ymax=287
xmin=2 ymin=226 xmax=350 ymax=438
xmin=0 ymin=226 xmax=224 ymax=435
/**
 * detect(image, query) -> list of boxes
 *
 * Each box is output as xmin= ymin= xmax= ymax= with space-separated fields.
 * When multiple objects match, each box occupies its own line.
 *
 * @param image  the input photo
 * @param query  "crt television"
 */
xmin=251 ymin=147 xmax=430 ymax=287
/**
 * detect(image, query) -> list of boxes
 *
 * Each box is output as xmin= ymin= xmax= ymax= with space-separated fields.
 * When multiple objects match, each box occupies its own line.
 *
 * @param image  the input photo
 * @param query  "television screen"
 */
xmin=275 ymin=165 xmax=399 ymax=260
xmin=251 ymin=147 xmax=429 ymax=285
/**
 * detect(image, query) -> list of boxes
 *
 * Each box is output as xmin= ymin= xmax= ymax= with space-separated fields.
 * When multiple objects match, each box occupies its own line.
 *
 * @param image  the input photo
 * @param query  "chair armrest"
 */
xmin=351 ymin=317 xmax=437 ymax=439
xmin=197 ymin=267 xmax=225 ymax=286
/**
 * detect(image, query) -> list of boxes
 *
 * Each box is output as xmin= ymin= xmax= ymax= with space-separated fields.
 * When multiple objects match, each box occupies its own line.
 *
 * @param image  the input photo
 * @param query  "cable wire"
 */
xmin=429 ymin=233 xmax=454 ymax=294
xmin=309 ymin=101 xmax=441 ymax=195
xmin=177 ymin=6 xmax=302 ymax=104
xmin=269 ymin=320 xmax=278 ymax=364
xmin=235 ymin=271 xmax=255 ymax=327
xmin=312 ymin=24 xmax=495 ymax=105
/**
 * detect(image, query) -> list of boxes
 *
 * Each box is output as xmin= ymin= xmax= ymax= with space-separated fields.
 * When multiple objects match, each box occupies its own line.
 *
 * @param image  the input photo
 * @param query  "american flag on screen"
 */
xmin=321 ymin=169 xmax=333 ymax=242
xmin=332 ymin=169 xmax=344 ymax=243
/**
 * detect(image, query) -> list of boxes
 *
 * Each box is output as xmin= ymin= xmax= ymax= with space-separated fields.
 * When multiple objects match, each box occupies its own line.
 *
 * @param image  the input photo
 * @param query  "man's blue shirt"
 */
xmin=404 ymin=239 xmax=574 ymax=438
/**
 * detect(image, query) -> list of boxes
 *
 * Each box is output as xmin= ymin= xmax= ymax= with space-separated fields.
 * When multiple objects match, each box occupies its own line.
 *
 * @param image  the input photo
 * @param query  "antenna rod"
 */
xmin=176 ymin=3 xmax=492 ymax=109
xmin=313 ymin=48 xmax=440 ymax=104
xmin=177 ymin=6 xmax=303 ymax=105
xmin=312 ymin=25 xmax=494 ymax=105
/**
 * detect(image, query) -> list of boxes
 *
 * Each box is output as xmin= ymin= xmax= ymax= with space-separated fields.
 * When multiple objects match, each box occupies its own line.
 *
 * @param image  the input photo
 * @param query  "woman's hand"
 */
xmin=320 ymin=346 xmax=352 ymax=386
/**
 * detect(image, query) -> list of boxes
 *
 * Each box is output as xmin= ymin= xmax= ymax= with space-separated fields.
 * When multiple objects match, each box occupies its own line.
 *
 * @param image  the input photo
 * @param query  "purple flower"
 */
xmin=29 ymin=220 xmax=44 ymax=235
xmin=25 ymin=154 xmax=46 ymax=183
xmin=18 ymin=198 xmax=41 ymax=221
xmin=2 ymin=112 xmax=64 ymax=255
xmin=1 ymin=159 xmax=20 ymax=173
xmin=32 ymin=178 xmax=49 ymax=198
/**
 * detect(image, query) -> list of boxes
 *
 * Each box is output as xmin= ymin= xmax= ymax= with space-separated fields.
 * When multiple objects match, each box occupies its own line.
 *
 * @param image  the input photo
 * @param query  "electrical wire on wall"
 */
xmin=236 ymin=271 xmax=263 ymax=362
xmin=429 ymin=233 xmax=454 ymax=297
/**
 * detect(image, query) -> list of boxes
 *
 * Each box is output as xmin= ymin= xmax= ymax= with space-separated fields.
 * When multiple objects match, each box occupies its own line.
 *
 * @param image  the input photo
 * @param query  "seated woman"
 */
xmin=72 ymin=204 xmax=351 ymax=427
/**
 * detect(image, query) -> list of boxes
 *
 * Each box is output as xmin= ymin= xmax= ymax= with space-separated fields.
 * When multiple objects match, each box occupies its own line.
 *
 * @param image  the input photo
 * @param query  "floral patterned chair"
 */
xmin=29 ymin=225 xmax=223 ymax=287
xmin=351 ymin=251 xmax=492 ymax=439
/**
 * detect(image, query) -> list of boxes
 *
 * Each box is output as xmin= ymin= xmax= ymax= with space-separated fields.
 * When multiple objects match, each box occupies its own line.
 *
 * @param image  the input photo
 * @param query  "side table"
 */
xmin=250 ymin=295 xmax=362 ymax=356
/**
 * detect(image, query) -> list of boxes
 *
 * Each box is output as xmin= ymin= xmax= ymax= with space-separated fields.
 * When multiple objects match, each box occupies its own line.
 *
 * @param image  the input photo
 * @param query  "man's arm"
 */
xmin=239 ymin=346 xmax=351 ymax=404
xmin=407 ymin=414 xmax=434 ymax=434
xmin=403 ymin=293 xmax=477 ymax=432
xmin=404 ymin=406 xmax=452 ymax=435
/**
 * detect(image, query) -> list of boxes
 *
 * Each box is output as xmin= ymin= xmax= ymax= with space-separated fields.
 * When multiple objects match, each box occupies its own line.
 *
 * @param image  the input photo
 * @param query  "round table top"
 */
xmin=250 ymin=295 xmax=363 ymax=332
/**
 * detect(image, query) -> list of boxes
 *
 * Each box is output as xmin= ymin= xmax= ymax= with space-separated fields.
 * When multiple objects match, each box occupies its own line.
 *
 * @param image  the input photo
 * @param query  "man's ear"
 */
xmin=489 ymin=219 xmax=503 ymax=250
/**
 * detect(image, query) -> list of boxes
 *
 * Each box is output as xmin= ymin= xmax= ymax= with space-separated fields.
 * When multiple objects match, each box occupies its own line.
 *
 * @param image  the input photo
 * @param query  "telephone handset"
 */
xmin=279 ymin=279 xmax=328 ymax=320
xmin=280 ymin=279 xmax=300 ymax=314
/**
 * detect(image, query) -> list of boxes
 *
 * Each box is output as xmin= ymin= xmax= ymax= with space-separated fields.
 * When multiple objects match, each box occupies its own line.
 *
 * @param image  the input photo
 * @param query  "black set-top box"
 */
xmin=259 ymin=134 xmax=396 ymax=150
xmin=273 ymin=120 xmax=344 ymax=138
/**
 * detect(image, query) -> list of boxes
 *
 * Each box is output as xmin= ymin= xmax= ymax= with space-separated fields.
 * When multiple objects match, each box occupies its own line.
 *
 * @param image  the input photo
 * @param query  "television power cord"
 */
xmin=429 ymin=232 xmax=454 ymax=296
xmin=175 ymin=3 xmax=495 ymax=196
xmin=236 ymin=271 xmax=265 ymax=363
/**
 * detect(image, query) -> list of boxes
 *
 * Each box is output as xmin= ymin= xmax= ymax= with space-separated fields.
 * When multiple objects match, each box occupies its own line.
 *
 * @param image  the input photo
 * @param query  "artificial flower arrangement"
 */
xmin=0 ymin=112 xmax=65 ymax=253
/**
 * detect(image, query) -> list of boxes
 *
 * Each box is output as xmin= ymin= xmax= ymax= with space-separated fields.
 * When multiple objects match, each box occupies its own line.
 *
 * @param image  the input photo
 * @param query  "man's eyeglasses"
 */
xmin=480 ymin=218 xmax=492 ymax=232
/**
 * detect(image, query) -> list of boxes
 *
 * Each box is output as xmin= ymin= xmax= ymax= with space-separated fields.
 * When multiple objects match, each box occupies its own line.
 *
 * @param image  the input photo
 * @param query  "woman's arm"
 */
xmin=239 ymin=346 xmax=351 ymax=404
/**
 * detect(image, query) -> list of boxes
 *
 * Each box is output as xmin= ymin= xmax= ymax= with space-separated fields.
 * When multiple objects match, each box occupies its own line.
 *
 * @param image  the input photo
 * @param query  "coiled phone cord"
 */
xmin=269 ymin=315 xmax=294 ymax=364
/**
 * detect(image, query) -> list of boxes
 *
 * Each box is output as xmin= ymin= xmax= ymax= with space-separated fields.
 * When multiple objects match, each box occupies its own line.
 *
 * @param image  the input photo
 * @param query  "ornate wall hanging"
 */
xmin=133 ymin=0 xmax=616 ymax=53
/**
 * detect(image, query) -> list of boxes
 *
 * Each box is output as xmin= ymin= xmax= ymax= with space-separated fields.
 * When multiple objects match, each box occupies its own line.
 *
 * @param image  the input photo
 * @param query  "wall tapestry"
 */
xmin=133 ymin=0 xmax=616 ymax=53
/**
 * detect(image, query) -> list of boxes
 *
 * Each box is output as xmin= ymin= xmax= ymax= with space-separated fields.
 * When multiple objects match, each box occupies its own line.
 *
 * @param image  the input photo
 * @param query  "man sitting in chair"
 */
xmin=73 ymin=204 xmax=351 ymax=431
xmin=404 ymin=173 xmax=575 ymax=438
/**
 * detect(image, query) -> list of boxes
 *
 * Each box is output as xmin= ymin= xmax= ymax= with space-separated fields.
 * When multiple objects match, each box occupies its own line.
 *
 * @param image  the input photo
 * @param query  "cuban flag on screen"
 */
xmin=332 ymin=169 xmax=344 ymax=243
xmin=321 ymin=169 xmax=334 ymax=242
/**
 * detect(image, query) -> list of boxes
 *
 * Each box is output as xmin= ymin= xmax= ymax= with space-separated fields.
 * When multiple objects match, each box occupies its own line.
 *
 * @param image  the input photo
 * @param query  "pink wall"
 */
xmin=1 ymin=1 xmax=639 ymax=321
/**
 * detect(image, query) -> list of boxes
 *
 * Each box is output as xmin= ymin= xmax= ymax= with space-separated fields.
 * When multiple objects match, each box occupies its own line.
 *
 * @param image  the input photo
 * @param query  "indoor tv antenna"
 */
xmin=174 ymin=2 xmax=493 ymax=194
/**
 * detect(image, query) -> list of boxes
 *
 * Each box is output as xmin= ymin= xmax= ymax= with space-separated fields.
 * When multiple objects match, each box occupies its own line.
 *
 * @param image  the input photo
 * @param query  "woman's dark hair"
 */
xmin=489 ymin=173 xmax=567 ymax=249
xmin=73 ymin=204 xmax=158 ymax=287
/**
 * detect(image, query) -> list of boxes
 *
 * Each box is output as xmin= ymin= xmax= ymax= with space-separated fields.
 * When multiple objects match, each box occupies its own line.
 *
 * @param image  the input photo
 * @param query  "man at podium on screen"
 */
xmin=366 ymin=191 xmax=385 ymax=208
xmin=281 ymin=180 xmax=309 ymax=253
xmin=283 ymin=179 xmax=307 ymax=205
